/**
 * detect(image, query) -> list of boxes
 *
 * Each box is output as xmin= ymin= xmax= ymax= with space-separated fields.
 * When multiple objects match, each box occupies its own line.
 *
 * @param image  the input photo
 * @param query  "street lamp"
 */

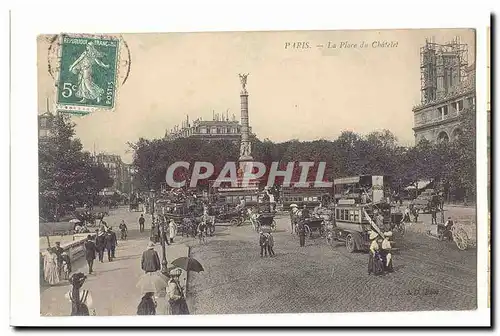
xmin=151 ymin=188 xmax=168 ymax=272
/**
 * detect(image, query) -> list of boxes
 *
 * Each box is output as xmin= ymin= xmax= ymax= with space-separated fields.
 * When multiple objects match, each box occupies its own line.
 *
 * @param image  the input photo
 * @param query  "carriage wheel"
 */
xmin=304 ymin=224 xmax=311 ymax=237
xmin=346 ymin=234 xmax=356 ymax=253
xmin=230 ymin=218 xmax=239 ymax=226
xmin=454 ymin=229 xmax=468 ymax=251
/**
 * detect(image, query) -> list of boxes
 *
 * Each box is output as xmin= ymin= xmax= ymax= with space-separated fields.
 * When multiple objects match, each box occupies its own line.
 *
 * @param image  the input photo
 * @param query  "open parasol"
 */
xmin=136 ymin=271 xmax=169 ymax=294
xmin=171 ymin=257 xmax=204 ymax=273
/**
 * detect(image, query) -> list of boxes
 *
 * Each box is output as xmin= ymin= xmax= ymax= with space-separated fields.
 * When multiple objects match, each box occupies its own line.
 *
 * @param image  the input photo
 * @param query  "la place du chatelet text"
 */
xmin=284 ymin=41 xmax=399 ymax=49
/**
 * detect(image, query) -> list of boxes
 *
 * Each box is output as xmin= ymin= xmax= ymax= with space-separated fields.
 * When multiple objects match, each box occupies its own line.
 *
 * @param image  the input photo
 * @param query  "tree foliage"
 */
xmin=130 ymin=119 xmax=476 ymax=201
xmin=39 ymin=115 xmax=113 ymax=220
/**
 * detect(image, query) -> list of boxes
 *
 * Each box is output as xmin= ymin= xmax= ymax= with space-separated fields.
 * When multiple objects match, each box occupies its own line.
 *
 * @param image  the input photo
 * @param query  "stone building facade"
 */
xmin=412 ymin=38 xmax=475 ymax=144
xmin=164 ymin=113 xmax=252 ymax=142
xmin=93 ymin=153 xmax=131 ymax=195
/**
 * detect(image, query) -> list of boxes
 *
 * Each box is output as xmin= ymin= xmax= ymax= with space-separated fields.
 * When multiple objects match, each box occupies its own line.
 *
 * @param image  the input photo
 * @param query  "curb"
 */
xmin=185 ymin=245 xmax=191 ymax=295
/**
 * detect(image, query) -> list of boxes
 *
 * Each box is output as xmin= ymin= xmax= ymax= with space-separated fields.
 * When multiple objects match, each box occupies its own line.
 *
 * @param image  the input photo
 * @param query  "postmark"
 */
xmin=46 ymin=33 xmax=131 ymax=116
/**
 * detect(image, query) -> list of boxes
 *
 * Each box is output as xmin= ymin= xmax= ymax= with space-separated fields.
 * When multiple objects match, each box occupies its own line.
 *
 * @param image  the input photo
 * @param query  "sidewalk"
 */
xmin=40 ymin=234 xmax=190 ymax=316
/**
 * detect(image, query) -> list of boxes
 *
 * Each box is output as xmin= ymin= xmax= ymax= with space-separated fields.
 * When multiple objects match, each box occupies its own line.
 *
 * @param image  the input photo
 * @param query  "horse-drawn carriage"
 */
xmin=248 ymin=203 xmax=277 ymax=232
xmin=214 ymin=206 xmax=246 ymax=226
xmin=426 ymin=218 xmax=476 ymax=251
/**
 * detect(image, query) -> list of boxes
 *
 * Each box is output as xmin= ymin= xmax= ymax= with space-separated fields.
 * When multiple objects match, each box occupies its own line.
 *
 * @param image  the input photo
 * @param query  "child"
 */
xmin=61 ymin=251 xmax=71 ymax=280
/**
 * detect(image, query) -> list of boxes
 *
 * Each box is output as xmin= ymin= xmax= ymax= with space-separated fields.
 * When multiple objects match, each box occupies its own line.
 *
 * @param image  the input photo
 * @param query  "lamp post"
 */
xmin=151 ymin=188 xmax=168 ymax=272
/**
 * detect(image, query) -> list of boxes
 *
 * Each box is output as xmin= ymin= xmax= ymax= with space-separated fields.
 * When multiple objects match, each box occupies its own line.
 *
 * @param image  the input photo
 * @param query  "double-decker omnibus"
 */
xmin=331 ymin=175 xmax=401 ymax=252
xmin=207 ymin=179 xmax=261 ymax=209
xmin=280 ymin=185 xmax=332 ymax=211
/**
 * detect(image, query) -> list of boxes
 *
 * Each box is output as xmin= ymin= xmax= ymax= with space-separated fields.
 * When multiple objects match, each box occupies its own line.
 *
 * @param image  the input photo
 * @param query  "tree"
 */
xmin=39 ymin=115 xmax=113 ymax=220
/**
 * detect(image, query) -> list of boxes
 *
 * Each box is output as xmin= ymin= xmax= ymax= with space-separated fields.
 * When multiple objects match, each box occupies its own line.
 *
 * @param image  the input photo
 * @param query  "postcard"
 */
xmin=9 ymin=6 xmax=491 ymax=327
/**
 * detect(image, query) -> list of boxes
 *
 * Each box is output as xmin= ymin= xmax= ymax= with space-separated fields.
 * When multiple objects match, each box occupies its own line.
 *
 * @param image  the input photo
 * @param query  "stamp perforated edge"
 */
xmin=51 ymin=33 xmax=128 ymax=116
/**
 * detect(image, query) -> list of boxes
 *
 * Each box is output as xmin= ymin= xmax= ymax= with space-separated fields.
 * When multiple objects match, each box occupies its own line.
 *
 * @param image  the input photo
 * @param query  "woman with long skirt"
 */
xmin=43 ymin=248 xmax=60 ymax=286
xmin=137 ymin=292 xmax=157 ymax=315
xmin=167 ymin=268 xmax=190 ymax=315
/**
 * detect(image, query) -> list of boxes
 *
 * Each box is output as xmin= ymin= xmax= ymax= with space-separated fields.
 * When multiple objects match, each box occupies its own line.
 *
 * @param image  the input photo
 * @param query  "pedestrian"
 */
xmin=168 ymin=219 xmax=178 ymax=244
xmin=368 ymin=231 xmax=383 ymax=276
xmin=403 ymin=206 xmax=411 ymax=222
xmin=60 ymin=251 xmax=72 ymax=280
xmin=84 ymin=235 xmax=97 ymax=274
xmin=167 ymin=268 xmax=190 ymax=315
xmin=139 ymin=214 xmax=145 ymax=233
xmin=54 ymin=242 xmax=64 ymax=278
xmin=431 ymin=207 xmax=438 ymax=225
xmin=119 ymin=220 xmax=128 ymax=240
xmin=137 ymin=292 xmax=157 ymax=315
xmin=259 ymin=230 xmax=268 ymax=257
xmin=95 ymin=229 xmax=106 ymax=262
xmin=297 ymin=221 xmax=306 ymax=247
xmin=381 ymin=232 xmax=394 ymax=273
xmin=39 ymin=252 xmax=44 ymax=285
xmin=301 ymin=205 xmax=310 ymax=219
xmin=267 ymin=232 xmax=276 ymax=257
xmin=66 ymin=272 xmax=95 ymax=316
xmin=104 ymin=228 xmax=116 ymax=262
xmin=43 ymin=248 xmax=60 ymax=286
xmin=289 ymin=204 xmax=299 ymax=234
xmin=141 ymin=242 xmax=161 ymax=274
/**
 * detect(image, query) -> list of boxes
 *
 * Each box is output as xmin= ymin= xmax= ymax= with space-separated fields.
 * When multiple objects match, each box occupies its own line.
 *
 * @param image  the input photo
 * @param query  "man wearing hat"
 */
xmin=141 ymin=242 xmax=161 ymax=274
xmin=95 ymin=229 xmax=106 ymax=263
xmin=84 ymin=235 xmax=97 ymax=274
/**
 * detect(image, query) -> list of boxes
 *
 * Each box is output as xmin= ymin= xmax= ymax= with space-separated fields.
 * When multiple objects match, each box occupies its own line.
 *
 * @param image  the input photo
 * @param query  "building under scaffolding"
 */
xmin=412 ymin=37 xmax=475 ymax=144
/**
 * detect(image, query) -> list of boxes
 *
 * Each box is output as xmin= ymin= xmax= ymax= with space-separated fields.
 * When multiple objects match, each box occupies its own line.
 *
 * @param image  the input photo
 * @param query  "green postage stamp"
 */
xmin=56 ymin=35 xmax=119 ymax=115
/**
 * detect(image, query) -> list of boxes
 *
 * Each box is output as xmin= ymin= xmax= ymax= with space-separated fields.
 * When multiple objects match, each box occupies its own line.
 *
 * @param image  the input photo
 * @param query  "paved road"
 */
xmin=40 ymin=205 xmax=477 ymax=316
xmin=40 ymin=207 xmax=189 ymax=316
xmin=188 ymin=208 xmax=476 ymax=314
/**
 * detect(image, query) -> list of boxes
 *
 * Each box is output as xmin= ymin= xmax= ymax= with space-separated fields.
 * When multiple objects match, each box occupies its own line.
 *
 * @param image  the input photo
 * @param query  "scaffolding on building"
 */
xmin=419 ymin=36 xmax=469 ymax=104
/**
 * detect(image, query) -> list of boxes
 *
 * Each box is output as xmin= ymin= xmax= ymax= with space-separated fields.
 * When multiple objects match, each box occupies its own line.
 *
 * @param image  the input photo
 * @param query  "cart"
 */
xmin=296 ymin=217 xmax=325 ymax=238
xmin=257 ymin=212 xmax=277 ymax=232
xmin=426 ymin=220 xmax=476 ymax=251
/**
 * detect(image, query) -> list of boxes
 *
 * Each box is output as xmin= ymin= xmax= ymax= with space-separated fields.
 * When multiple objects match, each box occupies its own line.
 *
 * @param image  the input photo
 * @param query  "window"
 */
xmin=456 ymin=100 xmax=464 ymax=112
xmin=200 ymin=127 xmax=207 ymax=134
xmin=40 ymin=118 xmax=47 ymax=128
xmin=438 ymin=105 xmax=448 ymax=119
xmin=467 ymin=97 xmax=475 ymax=109
xmin=349 ymin=210 xmax=354 ymax=222
xmin=354 ymin=210 xmax=360 ymax=222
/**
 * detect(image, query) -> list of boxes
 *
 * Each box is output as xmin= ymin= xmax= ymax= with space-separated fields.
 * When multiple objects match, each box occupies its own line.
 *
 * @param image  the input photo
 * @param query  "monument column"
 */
xmin=238 ymin=73 xmax=254 ymax=181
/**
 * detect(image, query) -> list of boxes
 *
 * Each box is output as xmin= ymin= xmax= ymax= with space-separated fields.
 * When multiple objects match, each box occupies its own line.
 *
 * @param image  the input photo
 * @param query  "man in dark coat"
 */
xmin=139 ymin=214 xmax=145 ymax=233
xmin=84 ymin=235 xmax=97 ymax=274
xmin=105 ymin=228 xmax=118 ymax=261
xmin=141 ymin=242 xmax=161 ymax=274
xmin=297 ymin=221 xmax=306 ymax=247
xmin=95 ymin=230 xmax=106 ymax=262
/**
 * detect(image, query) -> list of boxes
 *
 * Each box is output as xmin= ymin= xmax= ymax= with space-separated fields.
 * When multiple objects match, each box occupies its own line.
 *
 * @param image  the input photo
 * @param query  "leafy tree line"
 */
xmin=39 ymin=115 xmax=114 ymax=221
xmin=130 ymin=107 xmax=476 ymax=202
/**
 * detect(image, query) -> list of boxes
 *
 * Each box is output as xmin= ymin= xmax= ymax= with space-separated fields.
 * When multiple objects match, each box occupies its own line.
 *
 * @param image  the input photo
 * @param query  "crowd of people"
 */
xmin=41 ymin=211 xmax=192 ymax=316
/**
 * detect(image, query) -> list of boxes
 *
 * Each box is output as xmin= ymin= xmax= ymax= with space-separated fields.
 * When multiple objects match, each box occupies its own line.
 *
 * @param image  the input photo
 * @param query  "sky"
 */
xmin=37 ymin=28 xmax=475 ymax=164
